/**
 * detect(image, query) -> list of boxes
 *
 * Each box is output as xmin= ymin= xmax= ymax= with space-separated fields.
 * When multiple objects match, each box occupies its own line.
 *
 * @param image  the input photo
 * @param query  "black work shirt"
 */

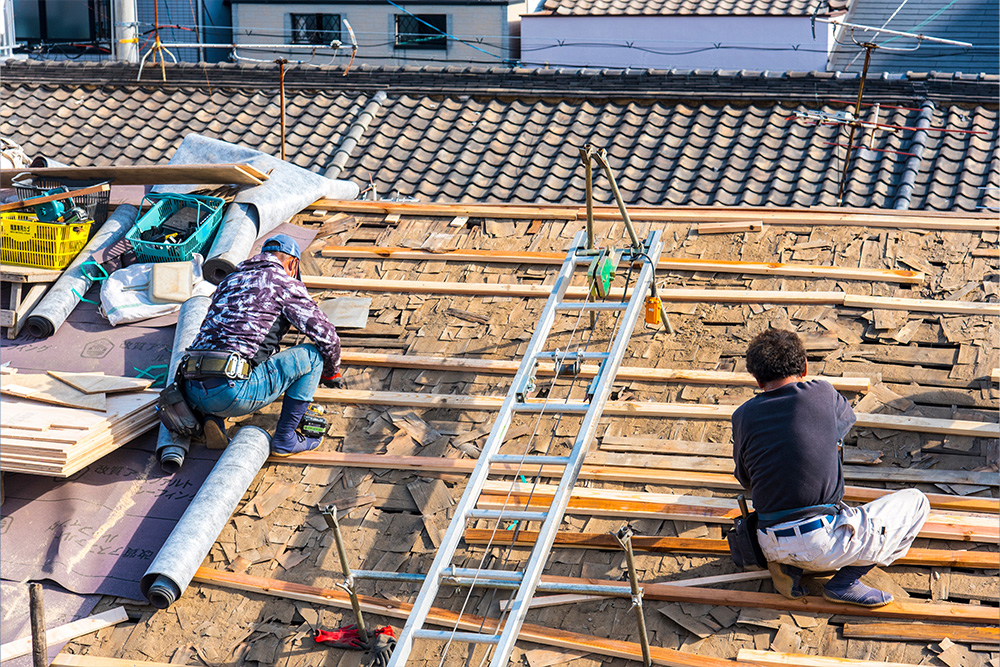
xmin=731 ymin=380 xmax=856 ymax=516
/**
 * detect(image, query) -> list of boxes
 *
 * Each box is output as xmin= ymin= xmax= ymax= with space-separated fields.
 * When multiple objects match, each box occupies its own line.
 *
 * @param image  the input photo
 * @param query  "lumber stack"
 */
xmin=0 ymin=389 xmax=159 ymax=476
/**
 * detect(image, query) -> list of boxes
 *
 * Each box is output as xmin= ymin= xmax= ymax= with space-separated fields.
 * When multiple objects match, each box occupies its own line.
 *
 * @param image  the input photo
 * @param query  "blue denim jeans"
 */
xmin=184 ymin=344 xmax=323 ymax=418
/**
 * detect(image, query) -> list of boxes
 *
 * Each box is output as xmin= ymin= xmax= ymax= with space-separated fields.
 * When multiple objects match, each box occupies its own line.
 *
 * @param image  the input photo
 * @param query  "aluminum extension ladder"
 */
xmin=386 ymin=228 xmax=666 ymax=667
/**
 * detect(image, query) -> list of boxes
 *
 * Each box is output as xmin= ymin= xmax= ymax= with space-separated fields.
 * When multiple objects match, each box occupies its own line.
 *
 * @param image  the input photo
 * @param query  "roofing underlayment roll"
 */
xmin=153 ymin=134 xmax=360 ymax=283
xmin=156 ymin=294 xmax=212 ymax=473
xmin=141 ymin=425 xmax=271 ymax=609
xmin=23 ymin=204 xmax=139 ymax=338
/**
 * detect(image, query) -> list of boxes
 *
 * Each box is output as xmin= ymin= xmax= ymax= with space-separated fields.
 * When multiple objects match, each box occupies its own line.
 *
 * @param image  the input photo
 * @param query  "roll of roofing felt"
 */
xmin=23 ymin=204 xmax=139 ymax=339
xmin=202 ymin=202 xmax=258 ymax=284
xmin=155 ymin=294 xmax=212 ymax=473
xmin=141 ymin=425 xmax=271 ymax=609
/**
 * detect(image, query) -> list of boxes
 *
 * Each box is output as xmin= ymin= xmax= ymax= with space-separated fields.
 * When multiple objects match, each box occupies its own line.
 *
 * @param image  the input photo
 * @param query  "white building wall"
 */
xmin=520 ymin=15 xmax=829 ymax=71
xmin=234 ymin=2 xmax=513 ymax=67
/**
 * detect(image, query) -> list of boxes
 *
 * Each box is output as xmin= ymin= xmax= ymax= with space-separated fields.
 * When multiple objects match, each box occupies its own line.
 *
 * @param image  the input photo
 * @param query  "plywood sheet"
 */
xmin=0 ymin=373 xmax=106 ymax=411
xmin=47 ymin=371 xmax=153 ymax=395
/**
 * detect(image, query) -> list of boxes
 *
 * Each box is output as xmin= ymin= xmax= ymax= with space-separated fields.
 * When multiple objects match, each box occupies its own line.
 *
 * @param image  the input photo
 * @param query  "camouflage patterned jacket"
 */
xmin=190 ymin=252 xmax=340 ymax=375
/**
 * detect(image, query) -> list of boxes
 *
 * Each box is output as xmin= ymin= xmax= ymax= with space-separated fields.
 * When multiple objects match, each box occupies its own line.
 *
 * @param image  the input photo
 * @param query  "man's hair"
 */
xmin=745 ymin=329 xmax=807 ymax=384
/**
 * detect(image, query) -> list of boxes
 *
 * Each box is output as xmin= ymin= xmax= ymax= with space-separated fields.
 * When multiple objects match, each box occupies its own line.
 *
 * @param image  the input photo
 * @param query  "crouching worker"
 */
xmin=732 ymin=329 xmax=929 ymax=607
xmin=180 ymin=234 xmax=343 ymax=455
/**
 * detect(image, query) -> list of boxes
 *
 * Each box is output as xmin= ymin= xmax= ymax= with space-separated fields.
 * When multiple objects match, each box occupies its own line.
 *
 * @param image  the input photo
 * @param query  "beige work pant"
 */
xmin=756 ymin=489 xmax=930 ymax=571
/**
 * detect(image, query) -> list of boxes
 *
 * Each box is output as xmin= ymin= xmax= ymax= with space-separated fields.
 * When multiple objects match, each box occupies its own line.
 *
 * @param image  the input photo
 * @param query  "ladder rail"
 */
xmin=488 ymin=230 xmax=664 ymax=663
xmin=385 ymin=232 xmax=589 ymax=667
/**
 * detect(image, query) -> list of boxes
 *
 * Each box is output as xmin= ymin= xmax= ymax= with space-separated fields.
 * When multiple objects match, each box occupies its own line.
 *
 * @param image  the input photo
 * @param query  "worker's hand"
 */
xmin=315 ymin=625 xmax=365 ymax=649
xmin=321 ymin=371 xmax=344 ymax=389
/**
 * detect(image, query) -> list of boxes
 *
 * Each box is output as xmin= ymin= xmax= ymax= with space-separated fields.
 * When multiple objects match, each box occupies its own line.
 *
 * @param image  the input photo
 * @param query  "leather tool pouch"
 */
xmin=156 ymin=381 xmax=203 ymax=438
xmin=727 ymin=501 xmax=767 ymax=570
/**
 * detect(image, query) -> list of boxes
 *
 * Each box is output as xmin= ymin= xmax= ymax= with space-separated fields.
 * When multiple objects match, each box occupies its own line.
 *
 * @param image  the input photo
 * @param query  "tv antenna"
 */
xmin=795 ymin=18 xmax=982 ymax=205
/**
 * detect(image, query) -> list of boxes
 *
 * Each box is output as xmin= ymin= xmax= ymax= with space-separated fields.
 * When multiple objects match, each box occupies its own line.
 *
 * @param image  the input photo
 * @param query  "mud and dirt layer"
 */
xmin=62 ymin=209 xmax=998 ymax=667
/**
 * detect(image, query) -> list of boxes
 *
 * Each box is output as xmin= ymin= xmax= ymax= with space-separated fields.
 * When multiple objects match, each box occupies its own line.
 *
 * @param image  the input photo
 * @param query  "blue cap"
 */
xmin=261 ymin=233 xmax=301 ymax=260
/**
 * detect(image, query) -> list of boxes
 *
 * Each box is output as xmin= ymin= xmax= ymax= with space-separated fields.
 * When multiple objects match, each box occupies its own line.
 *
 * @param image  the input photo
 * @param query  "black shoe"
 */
xmin=271 ymin=397 xmax=322 ymax=456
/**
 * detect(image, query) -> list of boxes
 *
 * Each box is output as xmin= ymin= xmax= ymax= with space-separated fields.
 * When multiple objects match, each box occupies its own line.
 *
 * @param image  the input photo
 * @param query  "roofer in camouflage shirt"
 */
xmin=183 ymin=234 xmax=342 ymax=455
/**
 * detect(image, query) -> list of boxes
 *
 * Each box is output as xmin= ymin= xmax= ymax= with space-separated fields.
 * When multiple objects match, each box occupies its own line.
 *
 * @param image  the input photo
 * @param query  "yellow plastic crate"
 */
xmin=1 ymin=211 xmax=92 ymax=270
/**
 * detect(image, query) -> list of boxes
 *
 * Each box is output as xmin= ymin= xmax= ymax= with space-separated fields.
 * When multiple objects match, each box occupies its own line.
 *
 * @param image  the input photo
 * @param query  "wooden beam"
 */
xmin=473 ymin=483 xmax=997 ymax=543
xmin=841 ymin=621 xmax=999 ymax=645
xmin=697 ymin=221 xmax=763 ymax=234
xmin=1 ymin=164 xmax=266 ymax=187
xmin=311 ymin=200 xmax=1000 ymax=232
xmin=0 ymin=183 xmax=110 ymax=212
xmin=738 ymin=649 xmax=921 ymax=667
xmin=51 ymin=655 xmax=180 ymax=667
xmin=273 ymin=451 xmax=999 ymax=515
xmin=302 ymin=277 xmax=999 ymax=316
xmin=192 ymin=568 xmax=744 ymax=667
xmin=843 ymin=465 xmax=997 ymax=488
xmin=463 ymin=529 xmax=1000 ymax=569
xmin=338 ymin=351 xmax=872 ymax=393
xmin=500 ymin=571 xmax=771 ymax=612
xmin=0 ymin=607 xmax=128 ymax=661
xmin=320 ymin=246 xmax=923 ymax=285
xmin=313 ymin=389 xmax=1000 ymax=438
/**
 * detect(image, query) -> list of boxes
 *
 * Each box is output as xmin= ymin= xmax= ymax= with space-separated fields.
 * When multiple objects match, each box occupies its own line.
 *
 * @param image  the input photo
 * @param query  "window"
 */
xmin=14 ymin=0 xmax=111 ymax=44
xmin=394 ymin=14 xmax=447 ymax=50
xmin=290 ymin=13 xmax=341 ymax=45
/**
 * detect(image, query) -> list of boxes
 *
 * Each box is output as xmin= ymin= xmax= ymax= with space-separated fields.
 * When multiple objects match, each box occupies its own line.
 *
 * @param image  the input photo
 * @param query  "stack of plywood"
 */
xmin=0 ymin=372 xmax=158 ymax=476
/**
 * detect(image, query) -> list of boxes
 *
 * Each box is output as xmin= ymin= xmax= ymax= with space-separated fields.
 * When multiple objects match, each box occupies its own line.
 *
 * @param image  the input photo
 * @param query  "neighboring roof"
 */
xmin=828 ymin=0 xmax=1000 ymax=75
xmin=539 ymin=0 xmax=846 ymax=16
xmin=1 ymin=61 xmax=997 ymax=211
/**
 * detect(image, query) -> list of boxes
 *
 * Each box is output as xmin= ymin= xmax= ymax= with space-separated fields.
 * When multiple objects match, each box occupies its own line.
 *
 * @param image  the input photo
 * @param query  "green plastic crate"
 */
xmin=126 ymin=193 xmax=226 ymax=263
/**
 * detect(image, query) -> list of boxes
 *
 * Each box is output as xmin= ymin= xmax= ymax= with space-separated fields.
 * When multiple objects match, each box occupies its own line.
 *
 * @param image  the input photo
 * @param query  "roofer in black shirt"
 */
xmin=732 ymin=329 xmax=930 ymax=607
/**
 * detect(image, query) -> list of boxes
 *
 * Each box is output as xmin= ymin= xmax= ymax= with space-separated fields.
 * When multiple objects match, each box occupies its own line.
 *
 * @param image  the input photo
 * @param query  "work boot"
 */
xmin=203 ymin=415 xmax=230 ymax=450
xmin=271 ymin=397 xmax=322 ymax=456
xmin=823 ymin=565 xmax=893 ymax=607
xmin=767 ymin=561 xmax=807 ymax=599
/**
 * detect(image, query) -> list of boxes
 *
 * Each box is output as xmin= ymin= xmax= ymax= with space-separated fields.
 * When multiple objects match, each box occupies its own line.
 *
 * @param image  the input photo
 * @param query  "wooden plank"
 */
xmin=339 ymin=351 xmax=871 ymax=393
xmin=0 ymin=183 xmax=110 ymax=212
xmin=738 ymin=649 xmax=921 ymax=667
xmin=9 ymin=283 xmax=50 ymax=338
xmin=0 ymin=606 xmax=128 ymax=661
xmin=841 ymin=621 xmax=999 ymax=644
xmin=270 ymin=450 xmax=999 ymax=514
xmin=474 ymin=483 xmax=997 ymax=543
xmin=312 ymin=389 xmax=1000 ymax=438
xmin=843 ymin=465 xmax=997 ymax=488
xmin=313 ymin=200 xmax=1000 ymax=231
xmin=51 ymin=656 xmax=180 ymax=667
xmin=599 ymin=437 xmax=733 ymax=457
xmin=697 ymin=220 xmax=763 ymax=234
xmin=500 ymin=571 xmax=771 ymax=612
xmin=0 ymin=373 xmax=106 ymax=411
xmin=463 ymin=529 xmax=1000 ymax=569
xmin=46 ymin=371 xmax=152 ymax=395
xmin=843 ymin=294 xmax=1000 ymax=317
xmin=320 ymin=245 xmax=922 ymax=285
xmin=0 ymin=264 xmax=63 ymax=283
xmin=0 ymin=164 xmax=267 ymax=186
xmin=304 ymin=277 xmax=993 ymax=316
xmin=192 ymin=568 xmax=741 ymax=667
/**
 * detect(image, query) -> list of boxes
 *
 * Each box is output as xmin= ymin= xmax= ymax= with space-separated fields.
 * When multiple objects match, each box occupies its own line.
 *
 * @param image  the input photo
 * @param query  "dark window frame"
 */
xmin=15 ymin=0 xmax=112 ymax=45
xmin=290 ymin=13 xmax=341 ymax=45
xmin=394 ymin=14 xmax=447 ymax=50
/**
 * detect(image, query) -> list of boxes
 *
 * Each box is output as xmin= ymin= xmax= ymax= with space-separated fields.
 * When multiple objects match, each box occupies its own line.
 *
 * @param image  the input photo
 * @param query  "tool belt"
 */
xmin=178 ymin=349 xmax=252 ymax=380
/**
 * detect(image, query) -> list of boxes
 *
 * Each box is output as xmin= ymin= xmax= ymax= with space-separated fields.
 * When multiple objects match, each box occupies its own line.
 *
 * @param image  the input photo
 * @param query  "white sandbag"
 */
xmin=100 ymin=254 xmax=214 ymax=326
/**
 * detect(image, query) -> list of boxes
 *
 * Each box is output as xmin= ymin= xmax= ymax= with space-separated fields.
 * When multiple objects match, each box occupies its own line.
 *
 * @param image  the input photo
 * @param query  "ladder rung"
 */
xmin=467 ymin=509 xmax=549 ymax=521
xmin=445 ymin=567 xmax=523 ymax=581
xmin=491 ymin=454 xmax=570 ymax=465
xmin=413 ymin=629 xmax=501 ymax=644
xmin=534 ymin=350 xmax=609 ymax=360
xmin=513 ymin=402 xmax=589 ymax=413
xmin=556 ymin=302 xmax=629 ymax=311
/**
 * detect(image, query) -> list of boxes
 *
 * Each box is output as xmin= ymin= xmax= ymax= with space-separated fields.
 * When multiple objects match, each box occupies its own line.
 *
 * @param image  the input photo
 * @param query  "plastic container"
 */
xmin=125 ymin=193 xmax=226 ymax=263
xmin=1 ymin=211 xmax=93 ymax=269
xmin=12 ymin=174 xmax=111 ymax=226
